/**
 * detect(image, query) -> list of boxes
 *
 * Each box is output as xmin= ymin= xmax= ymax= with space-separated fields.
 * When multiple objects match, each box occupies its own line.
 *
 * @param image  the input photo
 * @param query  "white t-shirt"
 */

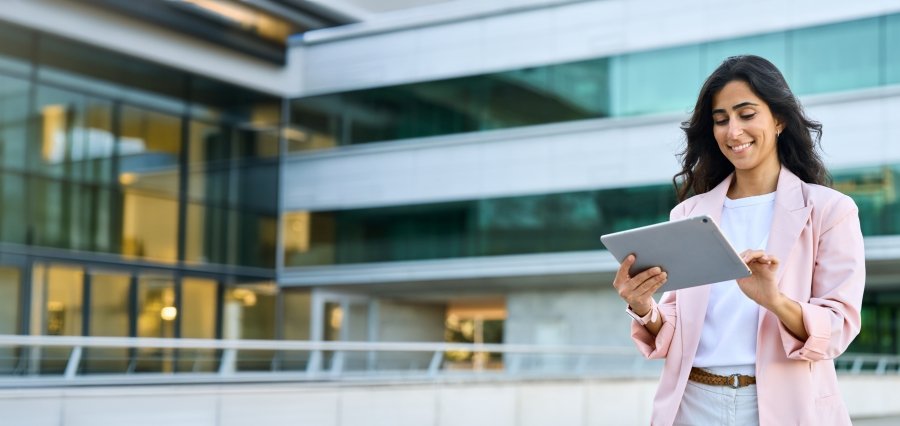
xmin=692 ymin=192 xmax=776 ymax=376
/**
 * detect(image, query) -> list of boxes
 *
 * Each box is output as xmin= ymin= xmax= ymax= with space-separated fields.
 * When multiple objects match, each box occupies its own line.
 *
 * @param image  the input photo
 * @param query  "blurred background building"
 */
xmin=2 ymin=0 xmax=900 ymax=424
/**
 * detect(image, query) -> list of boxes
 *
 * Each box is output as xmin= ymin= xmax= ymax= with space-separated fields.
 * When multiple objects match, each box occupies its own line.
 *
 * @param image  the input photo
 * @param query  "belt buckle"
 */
xmin=729 ymin=373 xmax=741 ymax=389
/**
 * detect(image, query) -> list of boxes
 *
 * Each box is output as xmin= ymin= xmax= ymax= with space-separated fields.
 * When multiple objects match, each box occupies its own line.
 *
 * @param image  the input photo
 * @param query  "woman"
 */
xmin=613 ymin=55 xmax=865 ymax=425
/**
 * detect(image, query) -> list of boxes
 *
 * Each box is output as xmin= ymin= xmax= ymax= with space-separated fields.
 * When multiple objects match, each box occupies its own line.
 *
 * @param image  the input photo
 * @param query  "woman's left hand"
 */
xmin=736 ymin=250 xmax=782 ymax=310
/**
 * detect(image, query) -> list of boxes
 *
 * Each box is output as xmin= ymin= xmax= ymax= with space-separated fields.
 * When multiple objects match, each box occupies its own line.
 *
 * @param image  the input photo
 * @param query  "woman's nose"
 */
xmin=728 ymin=122 xmax=744 ymax=139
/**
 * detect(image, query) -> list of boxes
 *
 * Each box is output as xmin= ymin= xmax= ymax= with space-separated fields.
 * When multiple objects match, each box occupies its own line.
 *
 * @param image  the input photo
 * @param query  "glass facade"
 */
xmin=0 ymin=19 xmax=308 ymax=365
xmin=0 ymin=20 xmax=280 ymax=268
xmin=284 ymin=165 xmax=900 ymax=266
xmin=289 ymin=13 xmax=900 ymax=150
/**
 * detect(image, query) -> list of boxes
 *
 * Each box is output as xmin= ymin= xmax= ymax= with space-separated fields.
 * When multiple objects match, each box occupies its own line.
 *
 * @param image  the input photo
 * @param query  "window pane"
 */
xmin=0 ymin=266 xmax=21 ymax=373
xmin=135 ymin=275 xmax=175 ymax=372
xmin=122 ymin=190 xmax=178 ymax=262
xmin=284 ymin=183 xmax=678 ymax=266
xmin=32 ymin=86 xmax=115 ymax=183
xmin=791 ymin=17 xmax=881 ymax=95
xmin=0 ymin=173 xmax=26 ymax=244
xmin=181 ymin=277 xmax=217 ymax=339
xmin=179 ymin=277 xmax=218 ymax=372
xmin=887 ymin=14 xmax=900 ymax=85
xmin=283 ymin=290 xmax=311 ymax=340
xmin=611 ymin=45 xmax=703 ymax=116
xmin=0 ymin=74 xmax=29 ymax=171
xmin=119 ymin=105 xmax=181 ymax=198
xmin=704 ymin=33 xmax=788 ymax=82
xmin=85 ymin=270 xmax=130 ymax=373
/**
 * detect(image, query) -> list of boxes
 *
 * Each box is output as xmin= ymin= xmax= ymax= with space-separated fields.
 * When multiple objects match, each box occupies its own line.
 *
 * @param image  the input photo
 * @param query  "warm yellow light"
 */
xmin=285 ymin=212 xmax=310 ymax=253
xmin=119 ymin=172 xmax=137 ymax=185
xmin=47 ymin=301 xmax=64 ymax=312
xmin=329 ymin=306 xmax=343 ymax=329
xmin=42 ymin=104 xmax=67 ymax=162
xmin=160 ymin=306 xmax=178 ymax=321
xmin=183 ymin=0 xmax=291 ymax=42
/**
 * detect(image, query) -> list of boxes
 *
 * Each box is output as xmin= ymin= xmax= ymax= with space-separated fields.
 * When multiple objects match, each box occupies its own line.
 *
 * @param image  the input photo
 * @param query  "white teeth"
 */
xmin=731 ymin=142 xmax=752 ymax=152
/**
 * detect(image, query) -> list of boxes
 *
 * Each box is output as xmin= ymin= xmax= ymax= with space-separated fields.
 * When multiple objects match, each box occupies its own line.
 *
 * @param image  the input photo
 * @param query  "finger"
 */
xmin=613 ymin=254 xmax=636 ymax=284
xmin=635 ymin=272 xmax=668 ymax=297
xmin=741 ymin=250 xmax=767 ymax=263
xmin=631 ymin=266 xmax=664 ymax=285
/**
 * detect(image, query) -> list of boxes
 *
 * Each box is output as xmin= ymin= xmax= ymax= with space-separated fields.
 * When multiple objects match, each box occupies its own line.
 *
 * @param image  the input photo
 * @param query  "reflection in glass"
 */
xmin=887 ymin=14 xmax=900 ymax=85
xmin=791 ymin=18 xmax=881 ymax=95
xmin=224 ymin=283 xmax=276 ymax=370
xmin=85 ymin=271 xmax=130 ymax=373
xmin=33 ymin=86 xmax=114 ymax=183
xmin=179 ymin=277 xmax=218 ymax=372
xmin=0 ymin=266 xmax=21 ymax=373
xmin=136 ymin=275 xmax=175 ymax=372
xmin=30 ymin=263 xmax=83 ymax=374
xmin=0 ymin=74 xmax=29 ymax=171
xmin=0 ymin=173 xmax=26 ymax=244
xmin=284 ymin=184 xmax=676 ymax=266
xmin=122 ymin=191 xmax=178 ymax=262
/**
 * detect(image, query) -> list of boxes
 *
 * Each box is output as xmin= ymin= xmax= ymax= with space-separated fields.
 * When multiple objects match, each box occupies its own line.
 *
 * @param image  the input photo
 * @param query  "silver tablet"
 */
xmin=600 ymin=215 xmax=751 ymax=292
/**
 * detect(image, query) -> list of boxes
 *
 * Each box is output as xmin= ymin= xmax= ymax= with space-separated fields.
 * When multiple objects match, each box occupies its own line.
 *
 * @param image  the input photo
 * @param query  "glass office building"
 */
xmin=0 ymin=19 xmax=297 ymax=372
xmin=3 ymin=1 xmax=900 ymax=377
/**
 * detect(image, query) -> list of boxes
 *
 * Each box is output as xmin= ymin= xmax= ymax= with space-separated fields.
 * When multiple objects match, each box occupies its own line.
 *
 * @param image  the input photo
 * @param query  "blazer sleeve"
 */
xmin=778 ymin=195 xmax=866 ymax=362
xmin=629 ymin=202 xmax=684 ymax=359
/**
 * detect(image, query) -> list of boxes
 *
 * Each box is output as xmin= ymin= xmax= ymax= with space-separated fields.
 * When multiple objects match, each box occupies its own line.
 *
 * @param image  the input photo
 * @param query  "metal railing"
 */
xmin=0 ymin=335 xmax=659 ymax=387
xmin=0 ymin=335 xmax=895 ymax=388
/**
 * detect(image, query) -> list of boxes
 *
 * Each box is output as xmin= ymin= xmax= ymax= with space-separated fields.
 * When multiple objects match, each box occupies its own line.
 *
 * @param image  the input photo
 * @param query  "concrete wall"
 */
xmin=297 ymin=0 xmax=900 ymax=95
xmin=375 ymin=300 xmax=446 ymax=370
xmin=505 ymin=287 xmax=631 ymax=347
xmin=2 ymin=376 xmax=897 ymax=425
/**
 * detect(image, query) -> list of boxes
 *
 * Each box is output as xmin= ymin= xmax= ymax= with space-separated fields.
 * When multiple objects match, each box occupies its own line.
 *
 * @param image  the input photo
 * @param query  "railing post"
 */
xmin=307 ymin=350 xmax=322 ymax=376
xmin=219 ymin=348 xmax=237 ymax=376
xmin=428 ymin=351 xmax=444 ymax=378
xmin=851 ymin=357 xmax=864 ymax=374
xmin=64 ymin=346 xmax=83 ymax=380
xmin=330 ymin=351 xmax=344 ymax=377
xmin=876 ymin=357 xmax=888 ymax=375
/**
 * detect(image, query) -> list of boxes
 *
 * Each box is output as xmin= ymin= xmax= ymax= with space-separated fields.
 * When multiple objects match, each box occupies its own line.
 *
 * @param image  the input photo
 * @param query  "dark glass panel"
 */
xmin=0 ymin=74 xmax=30 ymax=170
xmin=0 ymin=20 xmax=34 ymax=75
xmin=0 ymin=172 xmax=26 ymax=244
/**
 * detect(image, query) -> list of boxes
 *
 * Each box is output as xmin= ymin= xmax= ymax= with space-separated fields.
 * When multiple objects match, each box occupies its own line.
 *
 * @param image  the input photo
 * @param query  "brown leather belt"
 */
xmin=689 ymin=367 xmax=756 ymax=389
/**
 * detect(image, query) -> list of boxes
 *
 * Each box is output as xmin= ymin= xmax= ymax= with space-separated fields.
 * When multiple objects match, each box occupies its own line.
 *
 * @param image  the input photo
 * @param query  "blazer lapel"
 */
xmin=758 ymin=167 xmax=812 ymax=330
xmin=765 ymin=167 xmax=813 ymax=288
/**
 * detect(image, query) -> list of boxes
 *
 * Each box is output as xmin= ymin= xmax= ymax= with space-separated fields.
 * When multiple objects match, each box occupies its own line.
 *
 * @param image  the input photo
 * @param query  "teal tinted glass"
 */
xmin=834 ymin=165 xmax=900 ymax=236
xmin=791 ymin=17 xmax=881 ymax=95
xmin=704 ymin=33 xmax=788 ymax=83
xmin=611 ymin=45 xmax=703 ymax=116
xmin=0 ymin=75 xmax=29 ymax=171
xmin=0 ymin=173 xmax=26 ymax=244
xmin=887 ymin=14 xmax=900 ymax=85
xmin=284 ymin=183 xmax=677 ymax=266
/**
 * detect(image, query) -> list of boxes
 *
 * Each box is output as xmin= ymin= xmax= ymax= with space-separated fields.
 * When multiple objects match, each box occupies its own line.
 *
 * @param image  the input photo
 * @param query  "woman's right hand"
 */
xmin=612 ymin=254 xmax=668 ymax=315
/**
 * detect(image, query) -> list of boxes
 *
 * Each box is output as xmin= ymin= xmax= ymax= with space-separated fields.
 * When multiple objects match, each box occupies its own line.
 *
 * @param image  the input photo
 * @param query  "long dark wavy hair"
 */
xmin=673 ymin=55 xmax=830 ymax=202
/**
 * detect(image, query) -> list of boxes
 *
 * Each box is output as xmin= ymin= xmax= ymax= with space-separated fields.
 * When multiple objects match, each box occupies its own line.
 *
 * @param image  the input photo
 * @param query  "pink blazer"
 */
xmin=631 ymin=167 xmax=866 ymax=426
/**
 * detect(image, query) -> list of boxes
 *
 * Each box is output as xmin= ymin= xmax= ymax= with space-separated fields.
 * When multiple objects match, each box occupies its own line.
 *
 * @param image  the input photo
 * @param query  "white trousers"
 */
xmin=673 ymin=380 xmax=759 ymax=426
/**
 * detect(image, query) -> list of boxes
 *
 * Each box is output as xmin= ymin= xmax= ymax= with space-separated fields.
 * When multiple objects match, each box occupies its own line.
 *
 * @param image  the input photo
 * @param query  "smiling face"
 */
xmin=711 ymin=80 xmax=783 ymax=179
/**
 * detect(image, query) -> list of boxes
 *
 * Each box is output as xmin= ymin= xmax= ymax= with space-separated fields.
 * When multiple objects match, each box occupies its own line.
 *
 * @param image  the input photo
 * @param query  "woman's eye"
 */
xmin=740 ymin=113 xmax=756 ymax=120
xmin=714 ymin=119 xmax=728 ymax=125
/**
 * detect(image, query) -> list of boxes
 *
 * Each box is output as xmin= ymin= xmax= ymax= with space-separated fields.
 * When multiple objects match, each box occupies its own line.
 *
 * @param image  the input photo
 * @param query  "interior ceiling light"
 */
xmin=181 ymin=0 xmax=294 ymax=43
